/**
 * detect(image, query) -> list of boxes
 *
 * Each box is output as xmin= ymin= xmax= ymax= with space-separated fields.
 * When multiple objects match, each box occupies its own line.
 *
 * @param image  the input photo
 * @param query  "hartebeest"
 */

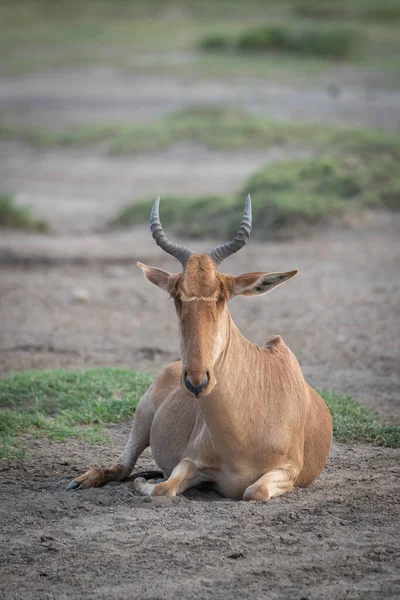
xmin=68 ymin=195 xmax=332 ymax=500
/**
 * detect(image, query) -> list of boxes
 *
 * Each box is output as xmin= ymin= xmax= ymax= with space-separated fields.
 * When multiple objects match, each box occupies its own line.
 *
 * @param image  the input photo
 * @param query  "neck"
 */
xmin=198 ymin=308 xmax=264 ymax=450
xmin=215 ymin=308 xmax=254 ymax=373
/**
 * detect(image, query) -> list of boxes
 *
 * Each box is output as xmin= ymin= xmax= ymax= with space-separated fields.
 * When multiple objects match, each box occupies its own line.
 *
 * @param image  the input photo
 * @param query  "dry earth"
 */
xmin=1 ymin=67 xmax=400 ymax=600
xmin=1 ymin=68 xmax=400 ymax=130
xmin=1 ymin=428 xmax=399 ymax=600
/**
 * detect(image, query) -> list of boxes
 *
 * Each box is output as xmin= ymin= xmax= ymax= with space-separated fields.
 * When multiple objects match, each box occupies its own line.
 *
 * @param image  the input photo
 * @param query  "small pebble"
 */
xmin=69 ymin=288 xmax=90 ymax=304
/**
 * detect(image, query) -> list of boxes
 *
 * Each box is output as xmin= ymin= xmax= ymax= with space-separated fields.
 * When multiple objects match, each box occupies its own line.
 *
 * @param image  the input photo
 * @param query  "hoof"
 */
xmin=67 ymin=480 xmax=83 ymax=491
xmin=133 ymin=477 xmax=146 ymax=494
xmin=65 ymin=467 xmax=109 ymax=490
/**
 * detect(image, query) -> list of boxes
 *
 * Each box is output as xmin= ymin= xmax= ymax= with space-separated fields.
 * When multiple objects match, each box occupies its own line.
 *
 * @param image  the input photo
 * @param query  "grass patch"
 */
xmin=2 ymin=106 xmax=400 ymax=157
xmin=112 ymin=142 xmax=400 ymax=240
xmin=0 ymin=193 xmax=49 ymax=232
xmin=0 ymin=368 xmax=398 ymax=460
xmin=0 ymin=1 xmax=291 ymax=76
xmin=0 ymin=107 xmax=319 ymax=154
xmin=111 ymin=195 xmax=236 ymax=237
xmin=321 ymin=390 xmax=400 ymax=447
xmin=294 ymin=0 xmax=400 ymax=23
xmin=0 ymin=1 xmax=399 ymax=85
xmin=0 ymin=368 xmax=153 ymax=460
xmin=200 ymin=24 xmax=361 ymax=60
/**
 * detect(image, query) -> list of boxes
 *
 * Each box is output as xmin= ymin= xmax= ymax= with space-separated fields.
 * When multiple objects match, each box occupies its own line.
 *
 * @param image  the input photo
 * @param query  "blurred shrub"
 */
xmin=293 ymin=2 xmax=349 ymax=19
xmin=0 ymin=193 xmax=49 ymax=232
xmin=199 ymin=24 xmax=360 ymax=60
xmin=237 ymin=25 xmax=291 ymax=52
xmin=111 ymin=195 xmax=234 ymax=238
xmin=3 ymin=107 xmax=399 ymax=157
xmin=294 ymin=0 xmax=400 ymax=22
xmin=198 ymin=33 xmax=232 ymax=51
xmin=363 ymin=4 xmax=400 ymax=22
xmin=111 ymin=153 xmax=399 ymax=241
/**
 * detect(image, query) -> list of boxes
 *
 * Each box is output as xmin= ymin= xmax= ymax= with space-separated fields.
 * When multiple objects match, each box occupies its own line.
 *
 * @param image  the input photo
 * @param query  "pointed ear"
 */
xmin=231 ymin=270 xmax=298 ymax=298
xmin=137 ymin=262 xmax=172 ymax=291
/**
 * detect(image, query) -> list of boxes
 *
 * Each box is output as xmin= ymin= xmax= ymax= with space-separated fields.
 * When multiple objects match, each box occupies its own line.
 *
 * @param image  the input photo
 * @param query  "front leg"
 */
xmin=242 ymin=465 xmax=299 ymax=501
xmin=67 ymin=386 xmax=156 ymax=490
xmin=67 ymin=464 xmax=126 ymax=490
xmin=134 ymin=459 xmax=204 ymax=497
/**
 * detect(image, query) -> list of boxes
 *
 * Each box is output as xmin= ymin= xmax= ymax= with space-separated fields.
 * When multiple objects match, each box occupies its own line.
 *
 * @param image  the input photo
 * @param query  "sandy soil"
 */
xmin=1 ymin=65 xmax=400 ymax=600
xmin=1 ymin=428 xmax=399 ymax=600
xmin=1 ymin=68 xmax=400 ymax=130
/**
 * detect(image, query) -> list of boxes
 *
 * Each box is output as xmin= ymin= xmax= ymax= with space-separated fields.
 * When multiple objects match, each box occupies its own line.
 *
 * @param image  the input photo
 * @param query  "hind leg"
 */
xmin=242 ymin=465 xmax=299 ymax=501
xmin=295 ymin=386 xmax=332 ymax=487
xmin=133 ymin=459 xmax=206 ymax=497
xmin=67 ymin=386 xmax=156 ymax=490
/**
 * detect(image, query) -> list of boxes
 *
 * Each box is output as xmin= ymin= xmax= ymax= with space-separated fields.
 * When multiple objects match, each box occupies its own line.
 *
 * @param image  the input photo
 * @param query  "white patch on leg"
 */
xmin=118 ymin=436 xmax=137 ymax=470
xmin=265 ymin=469 xmax=291 ymax=497
xmin=133 ymin=477 xmax=155 ymax=497
xmin=243 ymin=467 xmax=297 ymax=501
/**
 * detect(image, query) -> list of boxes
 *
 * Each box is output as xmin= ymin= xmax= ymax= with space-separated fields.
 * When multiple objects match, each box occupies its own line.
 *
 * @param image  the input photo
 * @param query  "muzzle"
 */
xmin=184 ymin=372 xmax=209 ymax=397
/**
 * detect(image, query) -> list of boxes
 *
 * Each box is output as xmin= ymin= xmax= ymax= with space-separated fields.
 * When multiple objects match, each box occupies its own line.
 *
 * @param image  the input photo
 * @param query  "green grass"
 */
xmin=201 ymin=24 xmax=361 ymax=60
xmin=0 ymin=193 xmax=49 ymax=232
xmin=111 ymin=194 xmax=237 ymax=237
xmin=321 ymin=390 xmax=400 ymax=447
xmin=2 ymin=106 xmax=400 ymax=157
xmin=0 ymin=368 xmax=398 ymax=460
xmin=0 ymin=0 xmax=399 ymax=85
xmin=0 ymin=368 xmax=153 ymax=459
xmin=294 ymin=0 xmax=400 ymax=22
xmin=0 ymin=107 xmax=319 ymax=153
xmin=0 ymin=1 xmax=284 ymax=75
xmin=111 ymin=141 xmax=400 ymax=240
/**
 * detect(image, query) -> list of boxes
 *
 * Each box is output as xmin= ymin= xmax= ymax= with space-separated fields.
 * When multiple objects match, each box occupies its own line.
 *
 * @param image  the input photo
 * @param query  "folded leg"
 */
xmin=242 ymin=465 xmax=298 ymax=501
xmin=133 ymin=459 xmax=204 ymax=497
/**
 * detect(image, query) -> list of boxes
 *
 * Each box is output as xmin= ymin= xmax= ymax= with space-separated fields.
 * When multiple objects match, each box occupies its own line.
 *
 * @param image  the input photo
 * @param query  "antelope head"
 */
xmin=138 ymin=195 xmax=297 ymax=398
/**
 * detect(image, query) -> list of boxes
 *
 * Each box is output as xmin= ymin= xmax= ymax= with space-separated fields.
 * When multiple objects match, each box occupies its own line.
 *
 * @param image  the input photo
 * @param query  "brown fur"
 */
xmin=70 ymin=253 xmax=332 ymax=501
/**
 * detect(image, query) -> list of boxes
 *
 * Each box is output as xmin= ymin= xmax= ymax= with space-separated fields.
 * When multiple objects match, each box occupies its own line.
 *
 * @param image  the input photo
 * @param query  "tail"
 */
xmin=127 ymin=470 xmax=164 ymax=482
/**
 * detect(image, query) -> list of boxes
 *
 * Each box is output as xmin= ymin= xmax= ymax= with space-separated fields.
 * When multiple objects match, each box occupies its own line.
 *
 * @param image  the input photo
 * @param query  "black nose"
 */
xmin=184 ymin=374 xmax=209 ymax=397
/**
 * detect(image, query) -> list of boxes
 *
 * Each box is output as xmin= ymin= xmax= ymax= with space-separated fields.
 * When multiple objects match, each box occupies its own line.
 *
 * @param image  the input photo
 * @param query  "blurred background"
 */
xmin=0 ymin=0 xmax=399 ymax=422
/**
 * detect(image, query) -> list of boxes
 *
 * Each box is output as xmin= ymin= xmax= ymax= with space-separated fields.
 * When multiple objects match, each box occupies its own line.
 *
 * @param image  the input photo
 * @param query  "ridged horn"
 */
xmin=207 ymin=194 xmax=252 ymax=265
xmin=150 ymin=197 xmax=193 ymax=266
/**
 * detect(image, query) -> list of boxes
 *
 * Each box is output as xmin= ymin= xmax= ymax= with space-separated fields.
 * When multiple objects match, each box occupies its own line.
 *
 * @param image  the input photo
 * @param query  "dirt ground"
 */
xmin=1 ymin=429 xmax=399 ymax=600
xmin=2 ymin=68 xmax=400 ymax=130
xmin=1 ymin=67 xmax=400 ymax=599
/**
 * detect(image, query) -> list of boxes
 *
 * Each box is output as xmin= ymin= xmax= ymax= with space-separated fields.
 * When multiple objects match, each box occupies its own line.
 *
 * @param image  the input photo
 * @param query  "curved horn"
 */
xmin=207 ymin=194 xmax=252 ymax=265
xmin=150 ymin=197 xmax=193 ymax=266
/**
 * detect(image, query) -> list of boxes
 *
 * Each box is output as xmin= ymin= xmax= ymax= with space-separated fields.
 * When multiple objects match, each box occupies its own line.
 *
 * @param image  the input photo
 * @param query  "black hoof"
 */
xmin=67 ymin=480 xmax=83 ymax=491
